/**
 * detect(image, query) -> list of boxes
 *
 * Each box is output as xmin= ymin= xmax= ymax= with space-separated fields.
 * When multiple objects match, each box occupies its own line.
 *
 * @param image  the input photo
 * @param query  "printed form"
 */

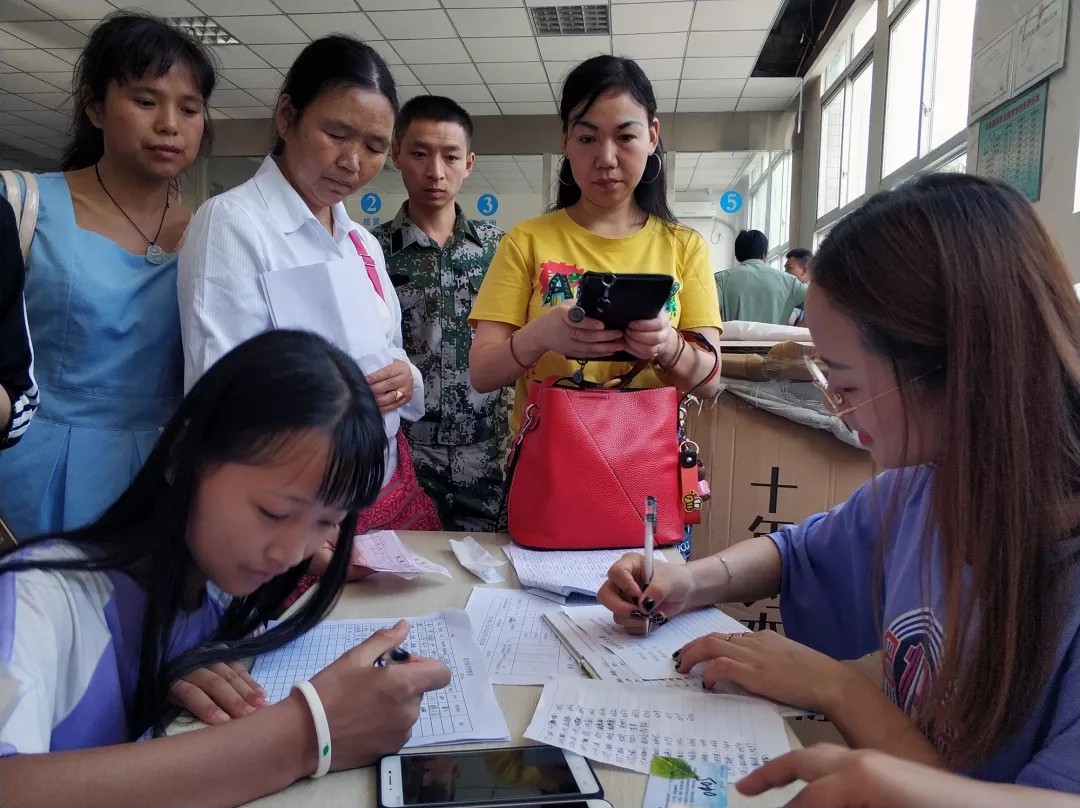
xmin=503 ymin=546 xmax=666 ymax=599
xmin=465 ymin=587 xmax=587 ymax=685
xmin=525 ymin=676 xmax=791 ymax=779
xmin=251 ymin=609 xmax=509 ymax=747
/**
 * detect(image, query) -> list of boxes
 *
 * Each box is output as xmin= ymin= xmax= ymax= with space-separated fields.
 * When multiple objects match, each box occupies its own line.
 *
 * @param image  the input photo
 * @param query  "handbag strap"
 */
xmin=0 ymin=169 xmax=39 ymax=265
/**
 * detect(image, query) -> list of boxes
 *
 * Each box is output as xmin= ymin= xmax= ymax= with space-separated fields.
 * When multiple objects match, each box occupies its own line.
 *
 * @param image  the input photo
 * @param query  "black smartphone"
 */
xmin=569 ymin=272 xmax=675 ymax=362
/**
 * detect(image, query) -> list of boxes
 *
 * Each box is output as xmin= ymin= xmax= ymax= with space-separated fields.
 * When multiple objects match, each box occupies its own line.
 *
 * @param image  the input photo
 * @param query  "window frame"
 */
xmin=817 ymin=53 xmax=875 ymax=219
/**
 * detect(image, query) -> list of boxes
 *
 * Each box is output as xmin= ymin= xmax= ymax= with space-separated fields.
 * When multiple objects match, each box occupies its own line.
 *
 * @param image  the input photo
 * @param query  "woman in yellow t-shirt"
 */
xmin=468 ymin=55 xmax=723 ymax=440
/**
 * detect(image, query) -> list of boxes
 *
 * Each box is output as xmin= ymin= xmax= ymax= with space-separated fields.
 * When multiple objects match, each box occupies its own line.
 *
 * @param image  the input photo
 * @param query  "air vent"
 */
xmin=531 ymin=5 xmax=610 ymax=36
xmin=166 ymin=16 xmax=239 ymax=46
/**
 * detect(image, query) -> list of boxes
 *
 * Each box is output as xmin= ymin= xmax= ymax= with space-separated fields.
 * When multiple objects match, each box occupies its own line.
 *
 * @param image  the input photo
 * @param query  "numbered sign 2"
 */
xmin=719 ymin=190 xmax=743 ymax=214
xmin=360 ymin=192 xmax=382 ymax=214
xmin=477 ymin=193 xmax=499 ymax=216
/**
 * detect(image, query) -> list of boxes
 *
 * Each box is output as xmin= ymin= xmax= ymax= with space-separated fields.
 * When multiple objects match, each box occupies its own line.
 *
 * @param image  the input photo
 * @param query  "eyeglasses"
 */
xmin=802 ymin=355 xmax=937 ymax=418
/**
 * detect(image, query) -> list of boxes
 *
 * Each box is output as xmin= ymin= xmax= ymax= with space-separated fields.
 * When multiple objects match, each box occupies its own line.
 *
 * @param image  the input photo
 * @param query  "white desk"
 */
xmin=170 ymin=532 xmax=802 ymax=807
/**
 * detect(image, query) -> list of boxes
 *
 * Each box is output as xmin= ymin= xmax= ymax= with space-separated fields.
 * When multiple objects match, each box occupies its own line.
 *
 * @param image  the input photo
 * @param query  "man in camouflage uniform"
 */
xmin=373 ymin=96 xmax=507 ymax=532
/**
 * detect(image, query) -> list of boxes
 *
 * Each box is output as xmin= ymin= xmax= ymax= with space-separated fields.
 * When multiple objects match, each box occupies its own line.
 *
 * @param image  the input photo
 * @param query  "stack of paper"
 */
xmin=525 ymin=676 xmax=791 ymax=779
xmin=502 ymin=545 xmax=666 ymax=601
xmin=250 ymin=609 xmax=510 ymax=747
xmin=353 ymin=530 xmax=451 ymax=579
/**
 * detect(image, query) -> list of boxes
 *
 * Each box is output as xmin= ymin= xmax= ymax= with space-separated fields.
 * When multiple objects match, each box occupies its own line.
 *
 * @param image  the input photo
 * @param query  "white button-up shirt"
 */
xmin=178 ymin=156 xmax=423 ymax=484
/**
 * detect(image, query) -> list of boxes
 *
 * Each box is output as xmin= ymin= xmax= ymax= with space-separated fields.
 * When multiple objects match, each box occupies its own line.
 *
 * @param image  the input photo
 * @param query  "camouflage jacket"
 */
xmin=373 ymin=203 xmax=504 ymax=446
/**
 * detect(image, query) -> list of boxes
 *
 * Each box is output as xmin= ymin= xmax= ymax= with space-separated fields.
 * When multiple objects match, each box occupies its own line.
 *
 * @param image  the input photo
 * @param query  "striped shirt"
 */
xmin=0 ymin=196 xmax=37 ymax=449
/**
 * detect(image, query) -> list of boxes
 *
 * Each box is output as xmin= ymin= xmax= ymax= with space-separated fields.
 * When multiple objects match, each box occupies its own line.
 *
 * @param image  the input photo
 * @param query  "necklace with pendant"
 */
xmin=94 ymin=163 xmax=170 ymax=265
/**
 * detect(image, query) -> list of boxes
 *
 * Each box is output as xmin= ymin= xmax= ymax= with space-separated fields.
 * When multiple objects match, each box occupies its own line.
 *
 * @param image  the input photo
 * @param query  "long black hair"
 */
xmin=273 ymin=35 xmax=398 ymax=156
xmin=553 ymin=55 xmax=675 ymax=224
xmin=61 ymin=12 xmax=216 ymax=171
xmin=0 ymin=330 xmax=386 ymax=738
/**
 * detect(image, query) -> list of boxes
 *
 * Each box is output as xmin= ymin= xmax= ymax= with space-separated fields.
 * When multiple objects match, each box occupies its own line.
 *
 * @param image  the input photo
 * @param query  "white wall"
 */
xmin=968 ymin=0 xmax=1080 ymax=276
xmin=344 ymin=192 xmax=542 ymax=232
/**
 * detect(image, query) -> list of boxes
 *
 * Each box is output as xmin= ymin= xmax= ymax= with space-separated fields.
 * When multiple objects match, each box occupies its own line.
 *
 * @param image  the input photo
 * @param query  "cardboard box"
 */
xmin=687 ymin=391 xmax=876 ymax=744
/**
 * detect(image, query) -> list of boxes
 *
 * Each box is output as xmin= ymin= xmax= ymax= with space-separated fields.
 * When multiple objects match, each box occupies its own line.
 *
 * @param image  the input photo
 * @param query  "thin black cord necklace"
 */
xmin=94 ymin=163 xmax=170 ymax=265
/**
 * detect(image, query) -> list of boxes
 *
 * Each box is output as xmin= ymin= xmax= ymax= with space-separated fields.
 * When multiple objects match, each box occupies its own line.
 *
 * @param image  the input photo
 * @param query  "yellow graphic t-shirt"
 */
xmin=469 ymin=209 xmax=723 ymax=434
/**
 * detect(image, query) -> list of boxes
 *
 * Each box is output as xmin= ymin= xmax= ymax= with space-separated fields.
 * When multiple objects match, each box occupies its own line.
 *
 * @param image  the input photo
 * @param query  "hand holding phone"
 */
xmin=295 ymin=620 xmax=450 ymax=773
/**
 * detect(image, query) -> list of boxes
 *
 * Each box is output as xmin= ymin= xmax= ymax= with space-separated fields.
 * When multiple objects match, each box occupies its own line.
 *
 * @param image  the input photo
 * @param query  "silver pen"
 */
xmin=643 ymin=496 xmax=656 ymax=636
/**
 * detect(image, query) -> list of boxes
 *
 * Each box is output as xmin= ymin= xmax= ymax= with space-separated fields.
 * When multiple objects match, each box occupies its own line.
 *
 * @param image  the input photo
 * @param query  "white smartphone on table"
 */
xmin=377 ymin=746 xmax=603 ymax=808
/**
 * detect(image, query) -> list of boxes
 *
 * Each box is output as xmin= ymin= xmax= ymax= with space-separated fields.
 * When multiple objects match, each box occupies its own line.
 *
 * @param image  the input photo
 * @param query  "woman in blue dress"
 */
xmin=0 ymin=13 xmax=216 ymax=538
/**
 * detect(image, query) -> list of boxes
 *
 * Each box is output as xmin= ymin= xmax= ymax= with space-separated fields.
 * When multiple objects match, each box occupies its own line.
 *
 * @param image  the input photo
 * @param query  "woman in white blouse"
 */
xmin=179 ymin=36 xmax=440 ymax=589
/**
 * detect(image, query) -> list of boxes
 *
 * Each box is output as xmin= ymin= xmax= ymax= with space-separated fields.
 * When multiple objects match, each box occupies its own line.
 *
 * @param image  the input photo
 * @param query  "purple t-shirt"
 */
xmin=771 ymin=466 xmax=1080 ymax=792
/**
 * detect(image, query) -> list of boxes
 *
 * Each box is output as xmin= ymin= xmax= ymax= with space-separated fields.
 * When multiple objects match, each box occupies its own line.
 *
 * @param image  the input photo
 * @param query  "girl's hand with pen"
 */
xmin=597 ymin=553 xmax=699 ymax=634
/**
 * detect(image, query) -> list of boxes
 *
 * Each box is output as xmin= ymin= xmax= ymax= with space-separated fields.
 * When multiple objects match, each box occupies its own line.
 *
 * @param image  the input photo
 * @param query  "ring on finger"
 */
xmin=395 ymin=389 xmax=404 ymax=401
xmin=725 ymin=632 xmax=734 ymax=642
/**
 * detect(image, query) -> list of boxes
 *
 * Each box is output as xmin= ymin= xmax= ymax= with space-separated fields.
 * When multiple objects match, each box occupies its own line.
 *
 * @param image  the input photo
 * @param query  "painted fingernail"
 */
xmin=630 ymin=610 xmax=644 ymax=619
xmin=671 ymin=649 xmax=681 ymax=659
xmin=642 ymin=597 xmax=656 ymax=613
xmin=631 ymin=596 xmax=639 ymax=605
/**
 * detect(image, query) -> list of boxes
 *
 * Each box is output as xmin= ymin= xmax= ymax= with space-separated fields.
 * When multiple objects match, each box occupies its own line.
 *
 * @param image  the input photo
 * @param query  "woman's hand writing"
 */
xmin=597 ymin=552 xmax=699 ymax=634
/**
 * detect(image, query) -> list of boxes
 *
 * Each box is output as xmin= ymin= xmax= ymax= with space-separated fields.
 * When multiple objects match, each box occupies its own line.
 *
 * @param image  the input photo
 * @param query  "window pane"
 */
xmin=842 ymin=62 xmax=873 ymax=206
xmin=852 ymin=4 xmax=877 ymax=55
xmin=751 ymin=183 xmax=769 ymax=236
xmin=824 ymin=41 xmax=851 ymax=92
xmin=928 ymin=0 xmax=976 ymax=149
xmin=936 ymin=152 xmax=967 ymax=173
xmin=769 ymin=154 xmax=792 ymax=248
xmin=818 ymin=88 xmax=846 ymax=216
xmin=883 ymin=0 xmax=927 ymax=176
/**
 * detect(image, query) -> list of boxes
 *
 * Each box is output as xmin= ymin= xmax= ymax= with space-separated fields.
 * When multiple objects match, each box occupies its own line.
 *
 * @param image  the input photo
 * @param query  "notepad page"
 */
xmin=525 ymin=677 xmax=790 ymax=779
xmin=250 ymin=609 xmax=509 ymax=748
xmin=502 ymin=546 xmax=666 ymax=597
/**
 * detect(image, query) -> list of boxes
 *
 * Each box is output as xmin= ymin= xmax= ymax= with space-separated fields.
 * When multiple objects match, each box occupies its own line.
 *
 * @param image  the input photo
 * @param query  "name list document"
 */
xmin=503 ymin=546 xmax=666 ymax=599
xmin=465 ymin=587 xmax=586 ymax=685
xmin=525 ymin=677 xmax=790 ymax=779
xmin=251 ymin=609 xmax=510 ymax=747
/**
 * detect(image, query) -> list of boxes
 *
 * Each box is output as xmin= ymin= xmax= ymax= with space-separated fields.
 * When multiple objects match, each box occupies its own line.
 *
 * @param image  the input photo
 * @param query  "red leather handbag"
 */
xmin=505 ymin=335 xmax=719 ymax=550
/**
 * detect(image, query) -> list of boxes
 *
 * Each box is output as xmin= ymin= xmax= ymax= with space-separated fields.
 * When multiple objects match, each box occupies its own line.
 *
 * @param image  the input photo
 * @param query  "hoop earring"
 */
xmin=557 ymin=157 xmax=576 ymax=187
xmin=642 ymin=152 xmax=662 ymax=184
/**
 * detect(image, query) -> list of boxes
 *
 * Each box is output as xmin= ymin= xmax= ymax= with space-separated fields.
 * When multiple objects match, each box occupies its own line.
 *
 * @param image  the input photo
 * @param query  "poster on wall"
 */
xmin=1012 ymin=0 xmax=1069 ymax=96
xmin=976 ymin=81 xmax=1048 ymax=202
xmin=969 ymin=28 xmax=1015 ymax=123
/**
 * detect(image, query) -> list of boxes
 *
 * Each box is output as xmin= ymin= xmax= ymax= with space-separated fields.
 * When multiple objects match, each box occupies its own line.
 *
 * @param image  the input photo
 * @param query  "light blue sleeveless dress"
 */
xmin=0 ymin=173 xmax=182 ymax=538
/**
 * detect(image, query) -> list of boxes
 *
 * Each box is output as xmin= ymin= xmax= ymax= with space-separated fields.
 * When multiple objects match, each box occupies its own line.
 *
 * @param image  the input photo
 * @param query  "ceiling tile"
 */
xmin=678 ymin=78 xmax=745 ymax=98
xmin=0 ymin=20 xmax=86 ymax=48
xmin=207 ymin=45 xmax=271 ymax=69
xmin=194 ymin=0 xmax=278 ymax=13
xmin=208 ymin=108 xmax=233 ymax=119
xmin=650 ymin=79 xmax=679 ymax=98
xmin=537 ymin=34 xmax=610 ymax=62
xmin=250 ymin=43 xmax=308 ymax=68
xmin=0 ymin=72 xmax=64 ymax=93
xmin=680 ymin=56 xmax=755 ymax=80
xmin=244 ymin=87 xmax=281 ymax=105
xmin=390 ymin=38 xmax=470 ymax=64
xmin=478 ymin=61 xmax=547 ymax=84
xmin=611 ymin=1 xmax=694 ymax=34
xmin=274 ymin=0 xmax=358 ymax=10
xmin=21 ymin=91 xmax=73 ymax=110
xmin=388 ymin=64 xmax=418 ymax=85
xmin=742 ymin=77 xmax=802 ymax=97
xmin=46 ymin=47 xmax=86 ymax=64
xmin=685 ymin=30 xmax=767 ymax=58
xmin=365 ymin=39 xmax=403 ymax=65
xmin=359 ymin=0 xmax=440 ymax=8
xmin=498 ymin=101 xmax=556 ymax=115
xmin=291 ymin=12 xmax=379 ymax=40
xmin=442 ymin=0 xmax=523 ymax=6
xmin=34 ymin=0 xmax=115 ymax=18
xmin=490 ymin=83 xmax=552 ymax=102
xmin=676 ymin=97 xmax=738 ymax=112
xmin=612 ymin=32 xmax=688 ymax=60
xmin=220 ymin=67 xmax=284 ymax=89
xmin=1 ymin=122 xmax=46 ymax=135
xmin=0 ymin=0 xmax=49 ymax=21
xmin=633 ymin=57 xmax=684 ymax=81
xmin=691 ymin=0 xmax=782 ymax=31
xmin=0 ymin=94 xmax=47 ymax=111
xmin=736 ymin=97 xmax=790 ymax=111
xmin=395 ymin=85 xmax=425 ymax=103
xmin=224 ymin=107 xmax=273 ymax=119
xmin=446 ymin=7 xmax=532 ymax=37
xmin=424 ymin=84 xmax=494 ymax=102
xmin=219 ymin=15 xmax=307 ymax=45
xmin=211 ymin=88 xmax=263 ymax=106
xmin=14 ymin=108 xmax=70 ymax=130
xmin=0 ymin=49 xmax=71 ymax=72
xmin=367 ymin=10 xmax=455 ymax=39
xmin=410 ymin=62 xmax=482 ymax=84
xmin=542 ymin=60 xmax=579 ymax=83
xmin=656 ymin=98 xmax=677 ymax=113
xmin=0 ymin=28 xmax=32 ymax=48
xmin=464 ymin=37 xmax=539 ymax=63
xmin=124 ymin=0 xmax=201 ymax=12
xmin=37 ymin=71 xmax=74 ymax=90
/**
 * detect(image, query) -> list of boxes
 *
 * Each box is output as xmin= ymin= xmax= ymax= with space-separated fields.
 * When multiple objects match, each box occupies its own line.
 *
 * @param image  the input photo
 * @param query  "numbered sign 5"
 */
xmin=719 ymin=190 xmax=743 ymax=214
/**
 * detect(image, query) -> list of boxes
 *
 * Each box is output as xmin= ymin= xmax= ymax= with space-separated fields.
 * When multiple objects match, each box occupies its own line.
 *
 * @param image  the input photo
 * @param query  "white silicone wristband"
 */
xmin=293 ymin=680 xmax=332 ymax=778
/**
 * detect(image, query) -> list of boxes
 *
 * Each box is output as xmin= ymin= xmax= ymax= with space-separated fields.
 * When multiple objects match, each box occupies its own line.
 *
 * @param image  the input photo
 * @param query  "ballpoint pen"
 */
xmin=643 ymin=495 xmax=656 ymax=636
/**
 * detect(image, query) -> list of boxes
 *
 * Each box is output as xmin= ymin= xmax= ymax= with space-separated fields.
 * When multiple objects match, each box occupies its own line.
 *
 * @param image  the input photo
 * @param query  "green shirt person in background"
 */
xmin=715 ymin=229 xmax=808 ymax=325
xmin=373 ymin=96 xmax=507 ymax=533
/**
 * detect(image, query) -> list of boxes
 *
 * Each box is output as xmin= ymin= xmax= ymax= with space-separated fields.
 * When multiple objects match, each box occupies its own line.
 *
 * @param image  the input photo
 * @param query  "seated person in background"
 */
xmin=0 ymin=331 xmax=450 ymax=808
xmin=784 ymin=247 xmax=813 ymax=283
xmin=601 ymin=175 xmax=1080 ymax=792
xmin=715 ymin=229 xmax=807 ymax=325
xmin=739 ymin=744 xmax=1080 ymax=808
xmin=0 ymin=196 xmax=36 ymax=452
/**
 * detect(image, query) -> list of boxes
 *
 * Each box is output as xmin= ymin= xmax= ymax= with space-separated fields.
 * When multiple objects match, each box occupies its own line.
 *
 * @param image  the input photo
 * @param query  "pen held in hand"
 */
xmin=642 ymin=495 xmax=657 ymax=636
xmin=373 ymin=646 xmax=411 ymax=668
